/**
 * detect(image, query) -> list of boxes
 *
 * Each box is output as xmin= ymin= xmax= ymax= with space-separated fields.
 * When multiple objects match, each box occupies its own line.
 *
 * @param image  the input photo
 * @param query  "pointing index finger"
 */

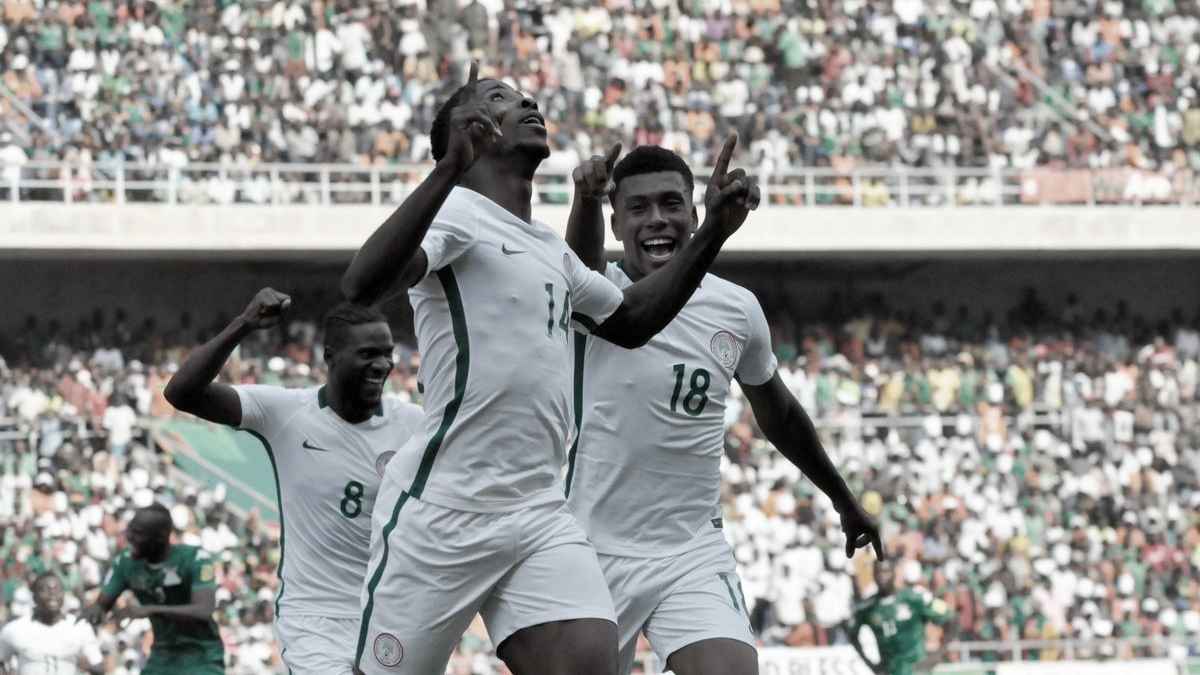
xmin=604 ymin=142 xmax=622 ymax=173
xmin=466 ymin=60 xmax=480 ymax=89
xmin=710 ymin=133 xmax=738 ymax=183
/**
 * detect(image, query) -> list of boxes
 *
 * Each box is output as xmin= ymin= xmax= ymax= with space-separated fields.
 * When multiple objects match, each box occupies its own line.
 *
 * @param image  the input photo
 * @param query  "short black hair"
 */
xmin=430 ymin=79 xmax=495 ymax=161
xmin=610 ymin=146 xmax=695 ymax=202
xmin=32 ymin=572 xmax=60 ymax=592
xmin=323 ymin=302 xmax=389 ymax=351
xmin=137 ymin=502 xmax=174 ymax=532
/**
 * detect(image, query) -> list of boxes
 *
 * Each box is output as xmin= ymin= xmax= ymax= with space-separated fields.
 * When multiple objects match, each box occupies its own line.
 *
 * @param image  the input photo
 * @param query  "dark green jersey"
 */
xmin=102 ymin=544 xmax=223 ymax=657
xmin=853 ymin=588 xmax=950 ymax=670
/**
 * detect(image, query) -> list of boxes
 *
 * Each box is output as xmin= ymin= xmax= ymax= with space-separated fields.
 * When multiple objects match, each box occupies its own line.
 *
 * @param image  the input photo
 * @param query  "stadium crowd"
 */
xmin=2 ymin=0 xmax=1200 ymax=204
xmin=2 ymin=287 xmax=1199 ymax=672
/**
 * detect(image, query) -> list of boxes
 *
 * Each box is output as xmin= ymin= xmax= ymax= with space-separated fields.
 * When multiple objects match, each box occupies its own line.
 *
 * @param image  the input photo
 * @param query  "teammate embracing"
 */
xmin=341 ymin=62 xmax=755 ymax=675
xmin=564 ymin=144 xmax=883 ymax=675
xmin=164 ymin=291 xmax=424 ymax=674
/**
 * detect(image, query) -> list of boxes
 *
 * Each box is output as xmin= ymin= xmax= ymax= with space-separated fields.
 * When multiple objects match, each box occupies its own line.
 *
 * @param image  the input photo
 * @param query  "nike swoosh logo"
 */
xmin=301 ymin=439 xmax=332 ymax=452
xmin=501 ymin=244 xmax=526 ymax=255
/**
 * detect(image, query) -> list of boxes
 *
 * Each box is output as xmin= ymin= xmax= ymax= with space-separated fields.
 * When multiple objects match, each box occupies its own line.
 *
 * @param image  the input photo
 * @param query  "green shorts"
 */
xmin=143 ymin=646 xmax=225 ymax=674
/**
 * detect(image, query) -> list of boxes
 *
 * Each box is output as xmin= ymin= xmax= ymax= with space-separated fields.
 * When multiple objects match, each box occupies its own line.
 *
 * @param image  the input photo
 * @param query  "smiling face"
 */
xmin=326 ymin=321 xmax=395 ymax=410
xmin=32 ymin=575 xmax=64 ymax=618
xmin=473 ymin=79 xmax=550 ymax=161
xmin=610 ymin=170 xmax=698 ymax=281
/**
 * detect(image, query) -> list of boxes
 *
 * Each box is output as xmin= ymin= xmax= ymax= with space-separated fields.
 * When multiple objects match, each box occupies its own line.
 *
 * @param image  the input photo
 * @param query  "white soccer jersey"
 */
xmin=385 ymin=186 xmax=623 ymax=512
xmin=568 ymin=262 xmax=778 ymax=558
xmin=235 ymin=385 xmax=424 ymax=618
xmin=0 ymin=614 xmax=102 ymax=675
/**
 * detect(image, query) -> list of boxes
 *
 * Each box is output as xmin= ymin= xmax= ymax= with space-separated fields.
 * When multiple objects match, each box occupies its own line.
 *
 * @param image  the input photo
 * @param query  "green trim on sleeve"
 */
xmin=242 ymin=429 xmax=286 ymax=619
xmin=571 ymin=312 xmax=599 ymax=333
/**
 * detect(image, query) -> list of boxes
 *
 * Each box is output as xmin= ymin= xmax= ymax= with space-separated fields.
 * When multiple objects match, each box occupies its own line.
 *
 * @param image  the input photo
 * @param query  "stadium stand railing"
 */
xmin=5 ymin=161 xmax=1199 ymax=207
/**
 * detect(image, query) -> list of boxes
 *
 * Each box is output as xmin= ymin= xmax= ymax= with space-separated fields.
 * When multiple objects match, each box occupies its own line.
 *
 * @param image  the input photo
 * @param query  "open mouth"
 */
xmin=640 ymin=236 xmax=677 ymax=262
xmin=363 ymin=373 xmax=387 ymax=387
xmin=520 ymin=112 xmax=546 ymax=129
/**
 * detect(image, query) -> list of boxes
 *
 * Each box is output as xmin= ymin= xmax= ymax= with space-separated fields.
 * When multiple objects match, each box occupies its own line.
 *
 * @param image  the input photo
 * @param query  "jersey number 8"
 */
xmin=340 ymin=480 xmax=364 ymax=518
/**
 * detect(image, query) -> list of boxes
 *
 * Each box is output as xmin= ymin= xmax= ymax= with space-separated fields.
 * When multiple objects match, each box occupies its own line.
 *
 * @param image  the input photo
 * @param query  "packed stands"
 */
xmin=2 ymin=0 xmax=1200 ymax=195
xmin=3 ymin=287 xmax=1199 ymax=671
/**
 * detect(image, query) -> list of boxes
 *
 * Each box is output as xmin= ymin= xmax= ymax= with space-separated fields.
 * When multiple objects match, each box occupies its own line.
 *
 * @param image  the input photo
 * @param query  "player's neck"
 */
xmin=324 ymin=382 xmax=376 ymax=424
xmin=460 ymin=161 xmax=535 ymax=223
xmin=618 ymin=258 xmax=648 ymax=283
xmin=33 ymin=609 xmax=62 ymax=625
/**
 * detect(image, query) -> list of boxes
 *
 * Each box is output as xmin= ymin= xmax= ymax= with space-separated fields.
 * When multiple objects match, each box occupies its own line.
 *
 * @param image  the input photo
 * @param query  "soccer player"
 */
xmin=0 ymin=573 xmax=103 ymax=675
xmin=340 ymin=62 xmax=756 ymax=675
xmin=163 ymin=290 xmax=424 ymax=674
xmin=849 ymin=559 xmax=953 ymax=675
xmin=80 ymin=503 xmax=224 ymax=674
xmin=564 ymin=145 xmax=883 ymax=675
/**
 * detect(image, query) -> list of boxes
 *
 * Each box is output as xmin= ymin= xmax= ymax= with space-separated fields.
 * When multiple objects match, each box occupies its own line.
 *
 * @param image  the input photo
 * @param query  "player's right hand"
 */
xmin=441 ymin=60 xmax=503 ymax=175
xmin=572 ymin=142 xmax=621 ymax=200
xmin=240 ymin=287 xmax=291 ymax=330
xmin=702 ymin=133 xmax=760 ymax=239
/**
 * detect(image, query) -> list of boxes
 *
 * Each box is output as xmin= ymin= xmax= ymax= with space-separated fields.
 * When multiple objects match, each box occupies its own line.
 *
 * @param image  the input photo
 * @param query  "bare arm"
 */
xmin=341 ymin=162 xmax=462 ymax=300
xmin=78 ymin=591 xmax=119 ymax=627
xmin=847 ymin=622 xmax=885 ymax=675
xmin=592 ymin=222 xmax=729 ymax=348
xmin=341 ymin=61 xmax=499 ymax=301
xmin=114 ymin=588 xmax=217 ymax=624
xmin=592 ymin=134 xmax=759 ymax=349
xmin=742 ymin=373 xmax=882 ymax=558
xmin=163 ymin=288 xmax=291 ymax=427
xmin=564 ymin=143 xmax=620 ymax=273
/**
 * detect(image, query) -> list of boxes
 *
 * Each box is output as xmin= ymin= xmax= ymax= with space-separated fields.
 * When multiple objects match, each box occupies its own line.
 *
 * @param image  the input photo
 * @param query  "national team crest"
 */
xmin=374 ymin=633 xmax=404 ymax=667
xmin=376 ymin=451 xmax=397 ymax=478
xmin=710 ymin=330 xmax=740 ymax=369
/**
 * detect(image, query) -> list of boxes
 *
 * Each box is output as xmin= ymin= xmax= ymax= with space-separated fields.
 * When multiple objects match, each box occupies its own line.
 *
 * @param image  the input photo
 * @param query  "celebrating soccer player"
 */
xmin=0 ymin=573 xmax=103 ymax=675
xmin=564 ymin=144 xmax=882 ymax=675
xmin=163 ymin=290 xmax=424 ymax=674
xmin=80 ymin=503 xmax=224 ymax=674
xmin=340 ymin=61 xmax=755 ymax=675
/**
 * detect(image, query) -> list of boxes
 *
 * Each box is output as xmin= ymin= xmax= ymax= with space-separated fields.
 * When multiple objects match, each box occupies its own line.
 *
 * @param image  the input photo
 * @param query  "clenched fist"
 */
xmin=240 ymin=287 xmax=292 ymax=330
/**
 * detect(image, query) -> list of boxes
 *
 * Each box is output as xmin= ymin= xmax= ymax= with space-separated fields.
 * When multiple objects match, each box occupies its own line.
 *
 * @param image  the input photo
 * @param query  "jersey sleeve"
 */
xmin=419 ymin=202 xmax=479 ymax=278
xmin=233 ymin=385 xmax=296 ymax=436
xmin=736 ymin=293 xmax=778 ymax=386
xmin=564 ymin=249 xmax=623 ymax=334
xmin=100 ymin=552 xmax=129 ymax=600
xmin=190 ymin=549 xmax=217 ymax=592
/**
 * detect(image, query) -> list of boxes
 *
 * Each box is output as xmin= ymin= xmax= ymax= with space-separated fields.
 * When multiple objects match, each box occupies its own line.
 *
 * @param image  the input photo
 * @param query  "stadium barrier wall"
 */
xmin=5 ymin=203 xmax=1200 ymax=254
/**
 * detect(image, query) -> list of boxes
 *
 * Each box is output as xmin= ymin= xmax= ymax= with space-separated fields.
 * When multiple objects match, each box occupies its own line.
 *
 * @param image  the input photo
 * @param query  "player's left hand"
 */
xmin=702 ymin=133 xmax=761 ymax=239
xmin=572 ymin=142 xmax=621 ymax=200
xmin=112 ymin=605 xmax=152 ymax=623
xmin=838 ymin=500 xmax=883 ymax=559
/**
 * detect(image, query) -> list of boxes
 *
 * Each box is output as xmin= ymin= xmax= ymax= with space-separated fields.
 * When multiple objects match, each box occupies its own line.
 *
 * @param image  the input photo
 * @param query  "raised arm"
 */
xmin=565 ymin=143 xmax=621 ymax=273
xmin=741 ymin=373 xmax=882 ymax=559
xmin=593 ymin=134 xmax=759 ymax=349
xmin=163 ymin=288 xmax=291 ymax=426
xmin=341 ymin=62 xmax=500 ymax=301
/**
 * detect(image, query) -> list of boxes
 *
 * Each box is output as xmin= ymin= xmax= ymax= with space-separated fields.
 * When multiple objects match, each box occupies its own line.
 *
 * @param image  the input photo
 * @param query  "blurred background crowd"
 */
xmin=2 ymin=286 xmax=1199 ymax=672
xmin=3 ymin=0 xmax=1200 ymax=194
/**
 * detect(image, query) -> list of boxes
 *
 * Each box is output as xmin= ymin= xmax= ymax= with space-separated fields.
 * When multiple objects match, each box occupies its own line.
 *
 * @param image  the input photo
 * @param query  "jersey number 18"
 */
xmin=670 ymin=364 xmax=711 ymax=416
